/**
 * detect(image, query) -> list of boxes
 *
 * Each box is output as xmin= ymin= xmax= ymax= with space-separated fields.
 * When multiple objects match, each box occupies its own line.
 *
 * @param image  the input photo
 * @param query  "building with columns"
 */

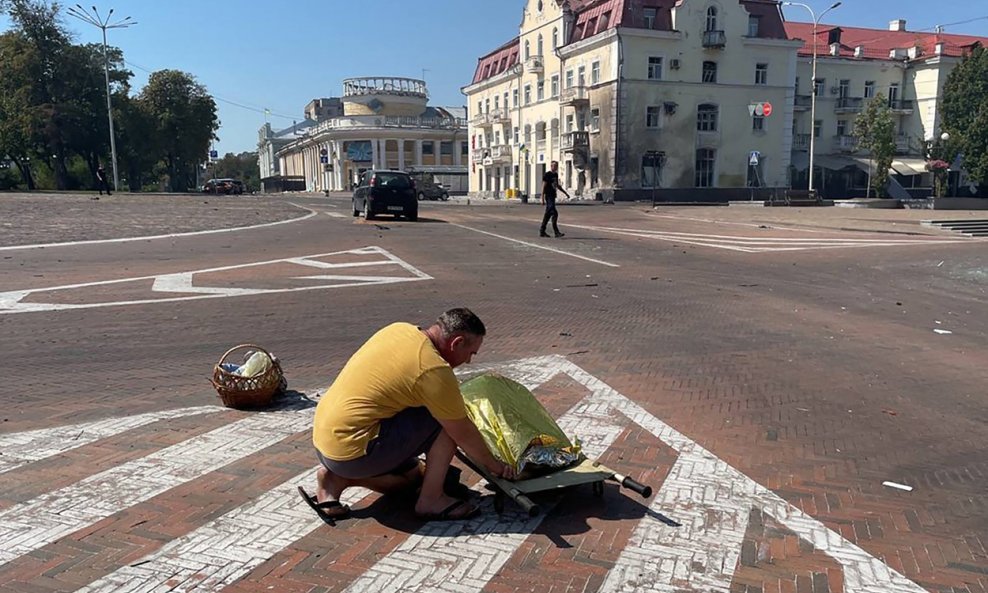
xmin=271 ymin=77 xmax=468 ymax=193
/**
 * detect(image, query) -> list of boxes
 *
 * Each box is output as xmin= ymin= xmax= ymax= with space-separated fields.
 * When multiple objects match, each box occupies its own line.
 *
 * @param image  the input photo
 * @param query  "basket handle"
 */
xmin=217 ymin=343 xmax=275 ymax=366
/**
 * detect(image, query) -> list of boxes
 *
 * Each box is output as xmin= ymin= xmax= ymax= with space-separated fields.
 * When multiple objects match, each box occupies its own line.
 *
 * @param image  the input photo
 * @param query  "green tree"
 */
xmin=114 ymin=94 xmax=159 ymax=191
xmin=139 ymin=70 xmax=219 ymax=192
xmin=853 ymin=93 xmax=896 ymax=198
xmin=942 ymin=44 xmax=988 ymax=193
xmin=211 ymin=152 xmax=261 ymax=192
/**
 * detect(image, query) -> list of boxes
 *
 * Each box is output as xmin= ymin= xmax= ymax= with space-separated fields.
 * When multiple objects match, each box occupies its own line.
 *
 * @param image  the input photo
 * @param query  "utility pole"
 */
xmin=67 ymin=5 xmax=137 ymax=193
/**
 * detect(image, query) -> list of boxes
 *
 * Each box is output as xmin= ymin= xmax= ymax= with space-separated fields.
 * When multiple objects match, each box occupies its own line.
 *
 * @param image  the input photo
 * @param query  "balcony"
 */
xmin=471 ymin=149 xmax=487 ymax=164
xmin=835 ymin=97 xmax=864 ymax=113
xmin=895 ymin=135 xmax=911 ymax=153
xmin=471 ymin=113 xmax=494 ymax=128
xmin=794 ymin=94 xmax=812 ymax=111
xmin=560 ymin=86 xmax=590 ymax=107
xmin=793 ymin=133 xmax=811 ymax=151
xmin=525 ymin=56 xmax=544 ymax=74
xmin=835 ymin=135 xmax=858 ymax=152
xmin=702 ymin=30 xmax=726 ymax=49
xmin=489 ymin=145 xmax=512 ymax=163
xmin=562 ymin=131 xmax=590 ymax=152
xmin=491 ymin=109 xmax=511 ymax=124
xmin=889 ymin=99 xmax=914 ymax=114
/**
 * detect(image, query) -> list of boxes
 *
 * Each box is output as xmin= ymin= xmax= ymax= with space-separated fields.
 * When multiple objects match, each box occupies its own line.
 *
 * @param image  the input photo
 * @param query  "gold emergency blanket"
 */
xmin=460 ymin=373 xmax=581 ymax=472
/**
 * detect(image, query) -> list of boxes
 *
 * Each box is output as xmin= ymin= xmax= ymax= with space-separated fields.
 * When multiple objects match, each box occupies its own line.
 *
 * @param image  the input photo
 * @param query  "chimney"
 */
xmin=830 ymin=43 xmax=840 ymax=56
xmin=889 ymin=19 xmax=907 ymax=32
xmin=854 ymin=46 xmax=865 ymax=58
xmin=935 ymin=42 xmax=945 ymax=55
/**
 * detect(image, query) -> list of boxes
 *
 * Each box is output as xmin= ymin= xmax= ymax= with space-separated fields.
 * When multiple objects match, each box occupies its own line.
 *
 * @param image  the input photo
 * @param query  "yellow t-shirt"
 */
xmin=313 ymin=322 xmax=467 ymax=461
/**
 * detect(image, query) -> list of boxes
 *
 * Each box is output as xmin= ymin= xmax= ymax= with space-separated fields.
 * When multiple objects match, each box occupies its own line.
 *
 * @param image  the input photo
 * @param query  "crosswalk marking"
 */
xmin=0 ymin=403 xmax=312 ymax=564
xmin=568 ymin=223 xmax=974 ymax=253
xmin=0 ymin=405 xmax=224 ymax=475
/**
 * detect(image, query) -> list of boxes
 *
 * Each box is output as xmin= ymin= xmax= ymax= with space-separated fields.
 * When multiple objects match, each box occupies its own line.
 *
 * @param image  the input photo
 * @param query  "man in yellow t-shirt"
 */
xmin=304 ymin=308 xmax=515 ymax=521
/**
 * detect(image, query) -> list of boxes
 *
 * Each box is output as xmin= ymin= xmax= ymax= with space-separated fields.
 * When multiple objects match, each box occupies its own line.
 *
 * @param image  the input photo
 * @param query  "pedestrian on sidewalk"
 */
xmin=96 ymin=165 xmax=111 ymax=196
xmin=540 ymin=160 xmax=569 ymax=238
xmin=302 ymin=308 xmax=515 ymax=522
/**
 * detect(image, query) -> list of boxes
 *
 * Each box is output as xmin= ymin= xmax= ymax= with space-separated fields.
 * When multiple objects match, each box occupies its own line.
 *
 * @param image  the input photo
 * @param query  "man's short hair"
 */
xmin=551 ymin=160 xmax=558 ymax=166
xmin=436 ymin=308 xmax=486 ymax=337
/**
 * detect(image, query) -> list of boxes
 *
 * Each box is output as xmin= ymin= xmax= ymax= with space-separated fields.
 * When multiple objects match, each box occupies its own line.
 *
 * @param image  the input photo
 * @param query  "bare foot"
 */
xmin=315 ymin=466 xmax=350 ymax=504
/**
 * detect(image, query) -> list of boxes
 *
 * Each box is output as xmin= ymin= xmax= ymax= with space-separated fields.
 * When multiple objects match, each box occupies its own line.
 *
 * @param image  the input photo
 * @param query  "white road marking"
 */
xmin=568 ymin=223 xmax=973 ymax=253
xmin=327 ymin=212 xmax=348 ymax=218
xmin=0 ymin=246 xmax=431 ymax=314
xmin=0 ymin=403 xmax=313 ymax=565
xmin=0 ymin=405 xmax=225 ymax=475
xmin=0 ymin=204 xmax=318 ymax=252
xmin=452 ymin=223 xmax=621 ymax=268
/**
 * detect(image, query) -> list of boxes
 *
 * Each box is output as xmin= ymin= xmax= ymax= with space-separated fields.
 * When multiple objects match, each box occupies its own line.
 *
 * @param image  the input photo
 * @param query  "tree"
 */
xmin=139 ymin=70 xmax=219 ymax=192
xmin=853 ymin=93 xmax=896 ymax=198
xmin=942 ymin=44 xmax=988 ymax=193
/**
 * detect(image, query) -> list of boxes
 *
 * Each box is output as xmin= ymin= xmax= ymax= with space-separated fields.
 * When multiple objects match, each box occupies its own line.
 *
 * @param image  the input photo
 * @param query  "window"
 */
xmin=648 ymin=57 xmax=663 ymax=80
xmin=537 ymin=34 xmax=543 ymax=56
xmin=524 ymin=124 xmax=532 ymax=144
xmin=755 ymin=63 xmax=768 ymax=85
xmin=494 ymin=96 xmax=500 ymax=111
xmin=494 ymin=131 xmax=501 ymax=145
xmin=552 ymin=27 xmax=558 ymax=49
xmin=476 ymin=101 xmax=482 ymax=115
xmin=537 ymin=80 xmax=545 ymax=101
xmin=702 ymin=61 xmax=717 ymax=83
xmin=838 ymin=79 xmax=850 ymax=98
xmin=591 ymin=61 xmax=601 ymax=84
xmin=485 ymin=98 xmax=491 ymax=113
xmin=752 ymin=115 xmax=765 ymax=131
xmin=512 ymin=88 xmax=519 ymax=107
xmin=566 ymin=114 xmax=575 ymax=132
xmin=504 ymin=92 xmax=509 ymax=110
xmin=695 ymin=148 xmax=715 ymax=187
xmin=514 ymin=126 xmax=519 ymax=144
xmin=813 ymin=119 xmax=822 ymax=138
xmin=795 ymin=76 xmax=800 ymax=93
xmin=551 ymin=75 xmax=559 ymax=98
xmin=587 ymin=18 xmax=598 ymax=36
xmin=600 ymin=12 xmax=611 ymax=30
xmin=748 ymin=16 xmax=760 ymax=37
xmin=705 ymin=7 xmax=718 ymax=32
xmin=422 ymin=141 xmax=435 ymax=155
xmin=577 ymin=111 xmax=587 ymax=130
xmin=590 ymin=108 xmax=600 ymax=131
xmin=565 ymin=70 xmax=574 ymax=88
xmin=524 ymin=85 xmax=532 ymax=104
xmin=644 ymin=7 xmax=657 ymax=29
xmin=578 ymin=65 xmax=586 ymax=86
xmin=461 ymin=142 xmax=469 ymax=155
xmin=888 ymin=82 xmax=900 ymax=103
xmin=440 ymin=141 xmax=453 ymax=155
xmin=864 ymin=81 xmax=875 ymax=98
xmin=642 ymin=153 xmax=663 ymax=188
xmin=525 ymin=40 xmax=530 ymax=60
xmin=697 ymin=104 xmax=718 ymax=131
xmin=814 ymin=77 xmax=825 ymax=96
xmin=646 ymin=106 xmax=661 ymax=128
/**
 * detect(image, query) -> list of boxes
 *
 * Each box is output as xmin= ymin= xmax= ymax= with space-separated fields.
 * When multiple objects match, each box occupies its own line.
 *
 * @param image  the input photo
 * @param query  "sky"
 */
xmin=1 ymin=0 xmax=986 ymax=156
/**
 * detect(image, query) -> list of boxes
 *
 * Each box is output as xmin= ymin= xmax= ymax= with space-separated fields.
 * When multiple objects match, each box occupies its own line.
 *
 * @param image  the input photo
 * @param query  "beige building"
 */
xmin=463 ymin=0 xmax=802 ymax=202
xmin=271 ymin=78 xmax=468 ymax=193
xmin=786 ymin=20 xmax=988 ymax=198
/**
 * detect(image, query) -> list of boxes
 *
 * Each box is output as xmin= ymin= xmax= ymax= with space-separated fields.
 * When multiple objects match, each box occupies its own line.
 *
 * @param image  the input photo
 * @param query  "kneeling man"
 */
xmin=306 ymin=308 xmax=515 ymax=521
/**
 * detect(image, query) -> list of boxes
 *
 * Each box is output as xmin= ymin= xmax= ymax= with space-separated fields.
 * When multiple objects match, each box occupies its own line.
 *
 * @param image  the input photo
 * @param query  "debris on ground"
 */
xmin=882 ymin=481 xmax=913 ymax=492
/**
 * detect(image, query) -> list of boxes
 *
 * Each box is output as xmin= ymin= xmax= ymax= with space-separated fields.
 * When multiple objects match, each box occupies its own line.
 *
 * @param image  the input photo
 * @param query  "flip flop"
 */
xmin=297 ymin=486 xmax=350 ymax=522
xmin=444 ymin=466 xmax=476 ymax=500
xmin=415 ymin=499 xmax=481 ymax=522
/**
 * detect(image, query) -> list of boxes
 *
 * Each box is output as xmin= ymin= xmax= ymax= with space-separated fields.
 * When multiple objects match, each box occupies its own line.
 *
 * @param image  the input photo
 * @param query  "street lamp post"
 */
xmin=783 ymin=1 xmax=841 ymax=195
xmin=67 ymin=5 xmax=136 ymax=193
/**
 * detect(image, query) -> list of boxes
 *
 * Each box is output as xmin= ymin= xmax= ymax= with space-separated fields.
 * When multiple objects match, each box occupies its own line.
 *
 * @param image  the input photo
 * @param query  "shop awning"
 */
xmin=891 ymin=158 xmax=928 ymax=176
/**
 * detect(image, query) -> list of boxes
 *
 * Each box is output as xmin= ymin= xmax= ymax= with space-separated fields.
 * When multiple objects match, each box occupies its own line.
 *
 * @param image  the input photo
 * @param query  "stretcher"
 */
xmin=458 ymin=373 xmax=652 ymax=517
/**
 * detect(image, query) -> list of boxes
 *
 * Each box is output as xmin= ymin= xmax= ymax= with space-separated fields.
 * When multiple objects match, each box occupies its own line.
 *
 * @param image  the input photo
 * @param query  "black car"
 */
xmin=352 ymin=170 xmax=418 ymax=221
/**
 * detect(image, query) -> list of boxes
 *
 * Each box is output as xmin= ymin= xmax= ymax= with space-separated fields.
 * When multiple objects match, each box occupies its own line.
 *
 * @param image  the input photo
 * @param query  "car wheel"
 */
xmin=363 ymin=200 xmax=374 ymax=220
xmin=407 ymin=210 xmax=418 ymax=222
xmin=442 ymin=192 xmax=449 ymax=201
xmin=418 ymin=192 xmax=426 ymax=201
xmin=352 ymin=199 xmax=359 ymax=217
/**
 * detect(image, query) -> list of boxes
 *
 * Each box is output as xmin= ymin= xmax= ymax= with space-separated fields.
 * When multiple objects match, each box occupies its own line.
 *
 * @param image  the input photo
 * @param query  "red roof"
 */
xmin=784 ymin=22 xmax=988 ymax=60
xmin=471 ymin=0 xmax=788 ymax=84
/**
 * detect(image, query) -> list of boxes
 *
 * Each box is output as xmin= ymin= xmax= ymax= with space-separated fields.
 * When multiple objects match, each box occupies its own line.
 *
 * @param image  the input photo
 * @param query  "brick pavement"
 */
xmin=0 ymin=195 xmax=986 ymax=592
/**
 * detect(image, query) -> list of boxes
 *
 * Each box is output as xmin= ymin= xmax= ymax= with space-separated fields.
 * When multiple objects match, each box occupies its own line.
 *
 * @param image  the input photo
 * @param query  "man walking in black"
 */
xmin=539 ymin=160 xmax=569 ymax=238
xmin=96 ymin=165 xmax=112 ymax=196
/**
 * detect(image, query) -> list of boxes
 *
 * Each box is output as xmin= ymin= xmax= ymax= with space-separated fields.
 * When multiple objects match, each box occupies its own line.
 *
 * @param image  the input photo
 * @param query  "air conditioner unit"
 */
xmin=670 ymin=59 xmax=681 ymax=70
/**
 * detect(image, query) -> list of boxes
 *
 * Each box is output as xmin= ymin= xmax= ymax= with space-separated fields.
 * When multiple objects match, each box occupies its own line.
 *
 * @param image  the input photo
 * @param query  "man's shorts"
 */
xmin=316 ymin=407 xmax=441 ymax=480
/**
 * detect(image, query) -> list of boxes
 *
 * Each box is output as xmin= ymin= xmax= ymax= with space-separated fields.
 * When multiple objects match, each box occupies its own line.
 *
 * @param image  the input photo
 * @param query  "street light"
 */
xmin=67 ymin=5 xmax=137 ymax=193
xmin=783 ymin=1 xmax=841 ymax=195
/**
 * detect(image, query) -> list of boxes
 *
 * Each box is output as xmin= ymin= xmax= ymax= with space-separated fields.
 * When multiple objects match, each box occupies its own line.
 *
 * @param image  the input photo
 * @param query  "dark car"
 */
xmin=352 ymin=170 xmax=418 ymax=221
xmin=202 ymin=178 xmax=243 ymax=195
xmin=410 ymin=173 xmax=449 ymax=201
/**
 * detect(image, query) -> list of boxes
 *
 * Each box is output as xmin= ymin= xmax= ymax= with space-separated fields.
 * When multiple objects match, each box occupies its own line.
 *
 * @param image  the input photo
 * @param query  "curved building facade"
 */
xmin=270 ymin=77 xmax=468 ymax=193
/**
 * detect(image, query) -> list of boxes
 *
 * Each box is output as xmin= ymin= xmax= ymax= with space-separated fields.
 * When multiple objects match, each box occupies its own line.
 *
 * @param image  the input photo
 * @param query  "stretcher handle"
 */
xmin=612 ymin=472 xmax=653 ymax=498
xmin=507 ymin=488 xmax=541 ymax=517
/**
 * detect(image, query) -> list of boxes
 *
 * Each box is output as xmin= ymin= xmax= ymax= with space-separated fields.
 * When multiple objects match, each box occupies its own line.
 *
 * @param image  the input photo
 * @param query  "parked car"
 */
xmin=202 ymin=178 xmax=244 ymax=195
xmin=410 ymin=173 xmax=449 ymax=201
xmin=352 ymin=170 xmax=418 ymax=221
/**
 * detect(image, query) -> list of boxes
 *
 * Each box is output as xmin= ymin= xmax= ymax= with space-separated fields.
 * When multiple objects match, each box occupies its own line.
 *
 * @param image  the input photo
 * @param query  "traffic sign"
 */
xmin=209 ymin=150 xmax=218 ymax=159
xmin=319 ymin=155 xmax=329 ymax=164
xmin=749 ymin=151 xmax=761 ymax=166
xmin=747 ymin=102 xmax=773 ymax=117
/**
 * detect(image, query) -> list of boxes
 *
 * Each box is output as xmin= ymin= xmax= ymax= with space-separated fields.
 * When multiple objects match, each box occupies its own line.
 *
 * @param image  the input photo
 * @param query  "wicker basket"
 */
xmin=210 ymin=344 xmax=286 ymax=409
